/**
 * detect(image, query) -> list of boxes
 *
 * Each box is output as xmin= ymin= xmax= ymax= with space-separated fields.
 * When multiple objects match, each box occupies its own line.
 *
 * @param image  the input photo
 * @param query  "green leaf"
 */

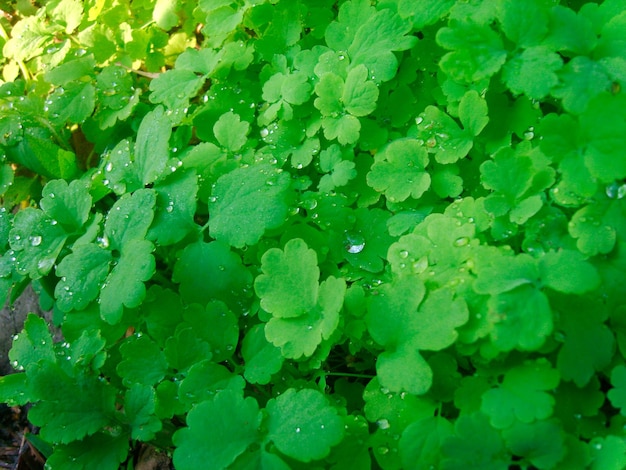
xmin=473 ymin=252 xmax=538 ymax=295
xmin=201 ymin=5 xmax=244 ymax=48
xmin=342 ymin=64 xmax=379 ymax=117
xmin=487 ymin=285 xmax=553 ymax=352
xmin=321 ymin=114 xmax=362 ymax=145
xmin=104 ymin=188 xmax=156 ymax=250
xmin=580 ymin=93 xmax=626 ymax=182
xmin=99 ymin=239 xmax=155 ymax=324
xmin=441 ymin=412 xmax=509 ymax=470
xmin=551 ymin=57 xmax=610 ymax=114
xmin=153 ymin=0 xmax=180 ymax=30
xmin=502 ymin=46 xmax=563 ymax=100
xmin=101 ymin=139 xmax=143 ymax=195
xmin=214 ymin=111 xmax=250 ymax=152
xmin=399 ymin=416 xmax=454 ymax=470
xmin=8 ymin=314 xmax=56 ymax=371
xmin=376 ymin=343 xmax=433 ymax=397
xmin=367 ymin=276 xmax=434 ymax=394
xmin=46 ymin=82 xmax=96 ymax=125
xmin=117 ymin=334 xmax=168 ymax=387
xmin=134 ymin=106 xmax=172 ymax=185
xmin=124 ymin=384 xmax=162 ymax=441
xmin=39 ymin=179 xmax=92 ymax=232
xmin=149 ymin=69 xmax=206 ymax=111
xmin=325 ymin=0 xmax=375 ymax=53
xmin=458 ymin=89 xmax=489 ymax=137
xmin=3 ymin=14 xmax=54 ymax=62
xmin=49 ymin=0 xmax=84 ymax=33
xmin=502 ymin=420 xmax=566 ymax=470
xmin=265 ymin=388 xmax=344 ymax=462
xmin=347 ymin=7 xmax=416 ymax=83
xmin=148 ymin=169 xmax=199 ymax=246
xmin=557 ymin=304 xmax=614 ymax=387
xmin=9 ymin=207 xmax=68 ymax=279
xmin=264 ymin=276 xmax=345 ymax=359
xmin=398 ymin=0 xmax=455 ymax=29
xmin=314 ymin=72 xmax=344 ymax=116
xmin=0 ymin=373 xmax=30 ymax=406
xmin=367 ymin=139 xmax=431 ymax=202
xmin=208 ymin=163 xmax=292 ymax=248
xmin=538 ymin=249 xmax=600 ymax=294
xmin=54 ymin=243 xmax=112 ymax=312
xmin=496 ymin=0 xmax=550 ymax=47
xmin=241 ymin=324 xmax=284 ymax=385
xmin=255 ymin=238 xmax=319 ymax=319
xmin=590 ymin=435 xmax=626 ymax=470
xmin=178 ymin=360 xmax=245 ymax=407
xmin=413 ymin=288 xmax=469 ymax=351
xmin=437 ymin=19 xmax=507 ymax=82
xmin=181 ymin=300 xmax=239 ymax=363
xmin=608 ymin=364 xmax=626 ymax=416
xmin=172 ymin=240 xmax=253 ymax=310
xmin=544 ymin=5 xmax=596 ymax=55
xmin=481 ymin=359 xmax=559 ymax=429
xmin=568 ymin=204 xmax=617 ymax=256
xmin=164 ymin=327 xmax=212 ymax=373
xmin=45 ymin=433 xmax=129 ymax=470
xmin=367 ymin=276 xmax=426 ymax=348
xmin=141 ymin=286 xmax=185 ymax=347
xmin=28 ymin=362 xmax=116 ymax=444
xmin=173 ymin=390 xmax=261 ymax=470
xmin=44 ymin=55 xmax=96 ymax=86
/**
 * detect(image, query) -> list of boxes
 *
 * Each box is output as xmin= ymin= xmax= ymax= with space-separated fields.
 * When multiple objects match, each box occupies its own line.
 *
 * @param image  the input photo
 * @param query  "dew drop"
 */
xmin=105 ymin=161 xmax=113 ymax=172
xmin=377 ymin=418 xmax=390 ymax=430
xmin=377 ymin=446 xmax=389 ymax=455
xmin=411 ymin=256 xmax=429 ymax=274
xmin=523 ymin=127 xmax=535 ymax=140
xmin=30 ymin=235 xmax=42 ymax=247
xmin=399 ymin=250 xmax=409 ymax=259
xmin=97 ymin=236 xmax=110 ymax=249
xmin=165 ymin=202 xmax=175 ymax=213
xmin=605 ymin=181 xmax=626 ymax=199
xmin=295 ymin=427 xmax=301 ymax=433
xmin=260 ymin=128 xmax=269 ymax=138
xmin=415 ymin=116 xmax=424 ymax=126
xmin=454 ymin=237 xmax=469 ymax=247
xmin=345 ymin=234 xmax=366 ymax=254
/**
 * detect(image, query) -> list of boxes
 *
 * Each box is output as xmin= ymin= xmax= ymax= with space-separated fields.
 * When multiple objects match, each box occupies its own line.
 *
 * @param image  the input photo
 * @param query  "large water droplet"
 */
xmin=377 ymin=418 xmax=390 ymax=430
xmin=606 ymin=181 xmax=626 ymax=199
xmin=30 ymin=235 xmax=42 ymax=247
xmin=345 ymin=233 xmax=366 ymax=254
xmin=454 ymin=237 xmax=470 ymax=247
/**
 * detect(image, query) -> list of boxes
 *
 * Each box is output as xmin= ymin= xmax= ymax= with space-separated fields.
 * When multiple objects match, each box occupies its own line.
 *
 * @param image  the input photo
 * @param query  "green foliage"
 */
xmin=1 ymin=0 xmax=626 ymax=468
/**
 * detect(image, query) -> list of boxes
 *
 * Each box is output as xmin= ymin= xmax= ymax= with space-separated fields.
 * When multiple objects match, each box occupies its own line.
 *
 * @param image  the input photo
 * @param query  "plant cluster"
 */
xmin=1 ymin=0 xmax=626 ymax=468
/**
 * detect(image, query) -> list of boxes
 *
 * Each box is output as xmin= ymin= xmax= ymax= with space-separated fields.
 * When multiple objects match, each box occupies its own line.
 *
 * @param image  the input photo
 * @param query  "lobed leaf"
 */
xmin=173 ymin=390 xmax=261 ymax=470
xmin=265 ymin=388 xmax=344 ymax=462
